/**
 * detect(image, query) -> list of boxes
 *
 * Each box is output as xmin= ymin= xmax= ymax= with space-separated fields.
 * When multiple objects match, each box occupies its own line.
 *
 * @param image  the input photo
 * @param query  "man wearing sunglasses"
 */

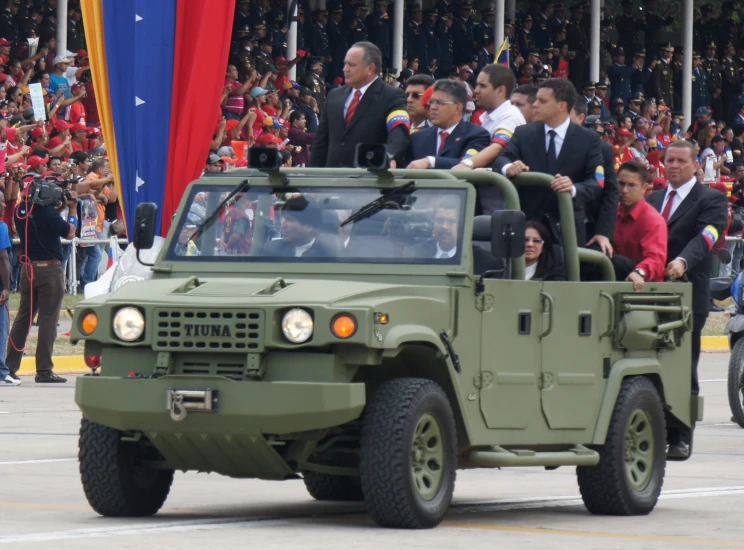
xmin=407 ymin=79 xmax=489 ymax=170
xmin=405 ymin=74 xmax=434 ymax=132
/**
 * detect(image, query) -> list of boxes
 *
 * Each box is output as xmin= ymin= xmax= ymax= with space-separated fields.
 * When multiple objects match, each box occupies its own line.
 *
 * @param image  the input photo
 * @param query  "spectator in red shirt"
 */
xmin=611 ymin=160 xmax=668 ymax=290
xmin=47 ymin=120 xmax=74 ymax=158
xmin=70 ymin=122 xmax=90 ymax=152
xmin=223 ymin=64 xmax=252 ymax=121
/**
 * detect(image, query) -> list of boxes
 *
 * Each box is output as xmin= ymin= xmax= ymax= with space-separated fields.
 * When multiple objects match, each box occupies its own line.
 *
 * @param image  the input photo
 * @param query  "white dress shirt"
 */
xmin=435 ymin=244 xmax=457 ymax=259
xmin=294 ymin=238 xmax=316 ymax=257
xmin=480 ymin=99 xmax=525 ymax=141
xmin=343 ymin=77 xmax=378 ymax=118
xmin=427 ymin=123 xmax=460 ymax=168
xmin=660 ymin=176 xmax=696 ymax=220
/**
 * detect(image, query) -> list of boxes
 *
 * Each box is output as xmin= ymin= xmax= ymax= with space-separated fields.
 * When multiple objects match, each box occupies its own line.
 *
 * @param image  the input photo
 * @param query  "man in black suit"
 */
xmin=646 ymin=142 xmax=728 ymax=456
xmin=493 ymin=78 xmax=603 ymax=246
xmin=264 ymin=196 xmax=342 ymax=258
xmin=310 ymin=42 xmax=411 ymax=168
xmin=405 ymin=196 xmax=462 ymax=259
xmin=407 ymin=79 xmax=490 ymax=170
xmin=569 ymin=100 xmax=619 ymax=256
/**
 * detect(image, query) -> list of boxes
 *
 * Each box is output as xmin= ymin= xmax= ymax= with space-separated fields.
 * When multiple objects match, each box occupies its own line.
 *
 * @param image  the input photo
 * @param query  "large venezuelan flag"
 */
xmin=80 ymin=0 xmax=235 ymax=235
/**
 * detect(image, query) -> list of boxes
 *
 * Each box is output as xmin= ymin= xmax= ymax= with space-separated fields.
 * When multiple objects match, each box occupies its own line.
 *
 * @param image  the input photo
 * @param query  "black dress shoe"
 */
xmin=35 ymin=373 xmax=67 ymax=383
xmin=667 ymin=442 xmax=690 ymax=459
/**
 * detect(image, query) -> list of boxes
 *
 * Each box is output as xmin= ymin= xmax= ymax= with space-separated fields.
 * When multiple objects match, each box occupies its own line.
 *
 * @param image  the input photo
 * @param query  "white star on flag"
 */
xmin=136 ymin=172 xmax=145 ymax=192
xmin=135 ymin=14 xmax=143 ymax=22
xmin=135 ymin=96 xmax=145 ymax=106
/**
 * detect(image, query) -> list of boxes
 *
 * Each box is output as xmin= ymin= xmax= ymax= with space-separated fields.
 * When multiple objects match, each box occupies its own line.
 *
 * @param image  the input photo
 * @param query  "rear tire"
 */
xmin=577 ymin=377 xmax=666 ymax=515
xmin=79 ymin=417 xmax=174 ymax=516
xmin=360 ymin=378 xmax=457 ymax=529
xmin=727 ymin=338 xmax=744 ymax=428
xmin=302 ymin=471 xmax=363 ymax=501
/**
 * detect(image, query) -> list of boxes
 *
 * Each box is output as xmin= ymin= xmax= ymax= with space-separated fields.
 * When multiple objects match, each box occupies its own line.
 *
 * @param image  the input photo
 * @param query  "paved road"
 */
xmin=0 ymin=354 xmax=742 ymax=549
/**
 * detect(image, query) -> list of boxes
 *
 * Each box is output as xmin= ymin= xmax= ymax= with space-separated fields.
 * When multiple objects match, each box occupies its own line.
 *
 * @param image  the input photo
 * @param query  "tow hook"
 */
xmin=167 ymin=391 xmax=187 ymax=422
xmin=166 ymin=389 xmax=218 ymax=422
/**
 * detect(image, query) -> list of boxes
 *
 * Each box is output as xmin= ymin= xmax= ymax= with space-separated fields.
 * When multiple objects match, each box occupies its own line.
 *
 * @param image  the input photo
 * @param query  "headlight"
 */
xmin=113 ymin=307 xmax=145 ymax=342
xmin=282 ymin=308 xmax=313 ymax=343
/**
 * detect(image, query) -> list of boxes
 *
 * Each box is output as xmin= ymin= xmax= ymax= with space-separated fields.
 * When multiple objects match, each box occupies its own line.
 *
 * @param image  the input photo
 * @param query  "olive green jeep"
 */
xmin=72 ymin=152 xmax=701 ymax=528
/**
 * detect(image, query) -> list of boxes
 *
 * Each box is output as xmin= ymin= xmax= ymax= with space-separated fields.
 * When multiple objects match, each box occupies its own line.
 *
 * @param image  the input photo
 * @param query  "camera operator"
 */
xmin=5 ymin=178 xmax=77 ymax=384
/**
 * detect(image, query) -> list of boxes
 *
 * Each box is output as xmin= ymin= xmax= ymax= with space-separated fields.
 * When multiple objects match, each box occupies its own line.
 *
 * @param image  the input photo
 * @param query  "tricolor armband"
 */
xmin=595 ymin=166 xmax=605 ymax=189
xmin=491 ymin=128 xmax=513 ymax=147
xmin=461 ymin=149 xmax=479 ymax=159
xmin=68 ymin=216 xmax=78 ymax=227
xmin=701 ymin=225 xmax=719 ymax=250
xmin=386 ymin=110 xmax=411 ymax=132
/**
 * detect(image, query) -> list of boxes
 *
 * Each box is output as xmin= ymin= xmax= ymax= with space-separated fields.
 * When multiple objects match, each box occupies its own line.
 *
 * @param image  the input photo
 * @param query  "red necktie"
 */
xmin=438 ymin=131 xmax=450 ymax=154
xmin=661 ymin=190 xmax=676 ymax=222
xmin=345 ymin=90 xmax=361 ymax=126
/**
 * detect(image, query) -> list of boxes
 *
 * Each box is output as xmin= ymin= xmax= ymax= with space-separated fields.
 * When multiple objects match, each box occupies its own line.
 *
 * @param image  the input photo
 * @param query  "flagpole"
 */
xmin=494 ymin=0 xmax=504 ymax=53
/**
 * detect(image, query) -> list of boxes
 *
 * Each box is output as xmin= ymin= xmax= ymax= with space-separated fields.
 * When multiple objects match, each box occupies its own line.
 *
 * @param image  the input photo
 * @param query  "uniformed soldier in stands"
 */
xmin=737 ymin=41 xmax=744 ymax=82
xmin=436 ymin=12 xmax=455 ymax=78
xmin=234 ymin=0 xmax=251 ymax=33
xmin=406 ymin=4 xmax=428 ymax=68
xmin=301 ymin=57 xmax=326 ymax=111
xmin=326 ymin=4 xmax=346 ymax=82
xmin=422 ymin=9 xmax=439 ymax=69
xmin=294 ymin=6 xmax=307 ymax=53
xmin=652 ymin=42 xmax=675 ymax=109
xmin=721 ymin=41 xmax=739 ymax=122
xmin=626 ymin=92 xmax=643 ymax=116
xmin=20 ymin=4 xmax=41 ymax=44
xmin=366 ymin=0 xmax=392 ymax=67
xmin=271 ymin=17 xmax=289 ymax=59
xmin=451 ymin=1 xmax=475 ymax=66
xmin=517 ymin=14 xmax=536 ymax=55
xmin=703 ymin=41 xmax=723 ymax=118
xmin=551 ymin=3 xmax=566 ymax=41
xmin=566 ymin=4 xmax=588 ymax=88
xmin=692 ymin=51 xmax=710 ymax=114
xmin=67 ymin=5 xmax=84 ymax=52
xmin=642 ymin=0 xmax=673 ymax=60
xmin=0 ymin=0 xmax=20 ymax=47
xmin=434 ymin=0 xmax=455 ymax=19
xmin=581 ymin=81 xmax=596 ymax=103
xmin=532 ymin=2 xmax=553 ymax=51
xmin=308 ymin=9 xmax=330 ymax=65
xmin=630 ymin=48 xmax=652 ymax=96
xmin=718 ymin=19 xmax=738 ymax=60
xmin=615 ymin=0 xmax=642 ymax=58
xmin=254 ymin=37 xmax=278 ymax=76
xmin=346 ymin=2 xmax=368 ymax=46
xmin=232 ymin=23 xmax=254 ymax=78
xmin=249 ymin=0 xmax=268 ymax=29
xmin=475 ymin=7 xmax=494 ymax=51
xmin=697 ymin=5 xmax=718 ymax=51
xmin=505 ymin=19 xmax=519 ymax=59
xmin=596 ymin=79 xmax=611 ymax=121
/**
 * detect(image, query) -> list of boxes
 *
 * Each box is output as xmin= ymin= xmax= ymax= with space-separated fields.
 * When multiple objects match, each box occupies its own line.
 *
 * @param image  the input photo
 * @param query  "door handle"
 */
xmin=540 ymin=291 xmax=554 ymax=340
xmin=599 ymin=291 xmax=615 ymax=340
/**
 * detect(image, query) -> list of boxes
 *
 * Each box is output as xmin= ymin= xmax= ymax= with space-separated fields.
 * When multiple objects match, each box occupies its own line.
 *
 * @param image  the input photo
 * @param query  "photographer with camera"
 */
xmin=5 ymin=177 xmax=77 ymax=384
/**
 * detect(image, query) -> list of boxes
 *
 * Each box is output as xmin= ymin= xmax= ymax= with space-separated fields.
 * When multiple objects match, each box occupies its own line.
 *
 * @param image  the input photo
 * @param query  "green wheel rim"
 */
xmin=624 ymin=408 xmax=655 ymax=491
xmin=411 ymin=413 xmax=445 ymax=501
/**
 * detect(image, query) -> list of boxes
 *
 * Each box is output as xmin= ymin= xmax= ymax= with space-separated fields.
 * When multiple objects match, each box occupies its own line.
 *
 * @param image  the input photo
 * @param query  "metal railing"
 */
xmin=10 ymin=236 xmax=129 ymax=295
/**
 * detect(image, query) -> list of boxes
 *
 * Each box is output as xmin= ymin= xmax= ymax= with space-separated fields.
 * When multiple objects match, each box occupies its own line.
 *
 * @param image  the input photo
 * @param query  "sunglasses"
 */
xmin=405 ymin=92 xmax=422 ymax=99
xmin=525 ymin=238 xmax=544 ymax=245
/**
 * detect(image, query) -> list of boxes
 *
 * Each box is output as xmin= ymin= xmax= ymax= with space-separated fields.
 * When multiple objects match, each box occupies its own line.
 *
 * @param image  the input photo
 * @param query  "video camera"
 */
xmin=26 ymin=176 xmax=73 ymax=207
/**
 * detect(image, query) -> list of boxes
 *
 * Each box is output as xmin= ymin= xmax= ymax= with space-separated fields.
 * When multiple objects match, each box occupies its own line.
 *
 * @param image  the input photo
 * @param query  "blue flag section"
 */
xmin=101 ymin=0 xmax=176 ymax=234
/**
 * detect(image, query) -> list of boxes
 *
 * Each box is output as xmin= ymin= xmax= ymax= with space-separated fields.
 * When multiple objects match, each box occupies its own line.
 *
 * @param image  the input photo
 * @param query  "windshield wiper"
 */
xmin=189 ymin=179 xmax=250 ymax=243
xmin=340 ymin=181 xmax=417 ymax=227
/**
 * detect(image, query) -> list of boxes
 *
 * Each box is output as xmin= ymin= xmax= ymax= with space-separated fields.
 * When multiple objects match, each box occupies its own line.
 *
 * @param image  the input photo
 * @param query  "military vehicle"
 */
xmin=73 ymin=147 xmax=701 ymax=529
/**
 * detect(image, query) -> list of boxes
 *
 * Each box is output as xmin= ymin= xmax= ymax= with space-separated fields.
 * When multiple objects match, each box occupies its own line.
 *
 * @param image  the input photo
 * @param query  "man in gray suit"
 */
xmin=264 ymin=196 xmax=342 ymax=258
xmin=405 ymin=197 xmax=461 ymax=259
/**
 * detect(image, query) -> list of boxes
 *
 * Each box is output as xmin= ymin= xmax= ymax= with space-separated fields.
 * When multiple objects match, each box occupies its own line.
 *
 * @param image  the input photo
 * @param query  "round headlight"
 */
xmin=282 ymin=308 xmax=313 ymax=344
xmin=113 ymin=307 xmax=145 ymax=342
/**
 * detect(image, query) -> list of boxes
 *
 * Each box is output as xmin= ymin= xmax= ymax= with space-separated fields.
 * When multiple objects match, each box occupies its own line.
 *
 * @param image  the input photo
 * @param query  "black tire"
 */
xmin=360 ymin=378 xmax=457 ymax=529
xmin=728 ymin=338 xmax=744 ymax=428
xmin=577 ymin=377 xmax=666 ymax=515
xmin=79 ymin=417 xmax=174 ymax=517
xmin=302 ymin=471 xmax=364 ymax=501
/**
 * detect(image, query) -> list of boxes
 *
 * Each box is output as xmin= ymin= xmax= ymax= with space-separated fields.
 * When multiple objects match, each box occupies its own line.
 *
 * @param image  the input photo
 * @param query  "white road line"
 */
xmin=701 ymin=379 xmax=727 ymax=382
xmin=0 ymin=458 xmax=76 ymax=466
xmin=1 ymin=485 xmax=744 ymax=544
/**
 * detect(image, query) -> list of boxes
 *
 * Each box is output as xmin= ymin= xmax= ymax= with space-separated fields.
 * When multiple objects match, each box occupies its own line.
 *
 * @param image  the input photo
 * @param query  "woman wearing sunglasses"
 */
xmin=524 ymin=220 xmax=565 ymax=281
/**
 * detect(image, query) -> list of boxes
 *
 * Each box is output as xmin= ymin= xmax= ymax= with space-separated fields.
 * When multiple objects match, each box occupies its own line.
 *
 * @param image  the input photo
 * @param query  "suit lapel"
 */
xmin=646 ymin=190 xmax=664 ymax=213
xmin=536 ymin=123 xmax=548 ymax=171
xmin=344 ymin=79 xmax=380 ymax=135
xmin=667 ymin=182 xmax=702 ymax=226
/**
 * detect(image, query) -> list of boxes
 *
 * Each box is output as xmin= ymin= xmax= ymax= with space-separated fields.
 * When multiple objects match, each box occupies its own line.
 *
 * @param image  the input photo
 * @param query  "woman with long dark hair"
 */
xmin=524 ymin=220 xmax=565 ymax=281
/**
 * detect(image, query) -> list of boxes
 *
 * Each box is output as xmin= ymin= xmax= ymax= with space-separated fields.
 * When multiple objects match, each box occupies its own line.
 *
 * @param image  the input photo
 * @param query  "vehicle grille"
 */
xmin=175 ymin=356 xmax=248 ymax=380
xmin=153 ymin=309 xmax=265 ymax=352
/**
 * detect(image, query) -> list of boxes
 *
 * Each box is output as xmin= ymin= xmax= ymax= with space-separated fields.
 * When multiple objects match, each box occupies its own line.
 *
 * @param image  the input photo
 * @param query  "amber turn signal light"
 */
xmin=331 ymin=314 xmax=357 ymax=339
xmin=81 ymin=312 xmax=98 ymax=335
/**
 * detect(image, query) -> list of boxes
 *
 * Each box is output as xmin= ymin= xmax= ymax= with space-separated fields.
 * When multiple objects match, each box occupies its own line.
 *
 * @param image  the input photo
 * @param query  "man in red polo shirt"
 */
xmin=611 ymin=160 xmax=668 ymax=291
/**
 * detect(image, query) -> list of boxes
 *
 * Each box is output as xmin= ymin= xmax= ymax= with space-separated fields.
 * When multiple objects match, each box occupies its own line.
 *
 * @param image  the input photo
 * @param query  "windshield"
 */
xmin=166 ymin=185 xmax=468 ymax=265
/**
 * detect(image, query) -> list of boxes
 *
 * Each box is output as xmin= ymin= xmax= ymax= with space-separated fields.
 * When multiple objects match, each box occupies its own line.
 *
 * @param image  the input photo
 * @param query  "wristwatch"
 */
xmin=461 ymin=158 xmax=475 ymax=169
xmin=634 ymin=268 xmax=646 ymax=279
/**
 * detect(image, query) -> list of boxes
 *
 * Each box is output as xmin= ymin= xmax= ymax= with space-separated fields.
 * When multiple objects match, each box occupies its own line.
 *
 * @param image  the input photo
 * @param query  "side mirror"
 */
xmin=355 ymin=143 xmax=390 ymax=170
xmin=249 ymin=147 xmax=282 ymax=171
xmin=490 ymin=210 xmax=525 ymax=259
xmin=133 ymin=203 xmax=157 ymax=266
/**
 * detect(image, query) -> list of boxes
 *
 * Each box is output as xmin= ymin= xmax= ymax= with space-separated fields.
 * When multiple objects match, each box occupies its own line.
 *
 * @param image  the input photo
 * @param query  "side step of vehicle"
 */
xmin=466 ymin=445 xmax=600 ymax=468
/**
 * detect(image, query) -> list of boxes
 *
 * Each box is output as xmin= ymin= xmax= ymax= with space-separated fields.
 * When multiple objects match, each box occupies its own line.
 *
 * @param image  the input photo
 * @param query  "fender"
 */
xmin=381 ymin=324 xmax=447 ymax=353
xmin=591 ymin=358 xmax=663 ymax=445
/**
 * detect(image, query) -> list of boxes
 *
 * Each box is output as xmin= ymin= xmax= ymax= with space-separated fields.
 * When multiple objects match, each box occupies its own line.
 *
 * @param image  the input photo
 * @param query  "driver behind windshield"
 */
xmin=265 ymin=195 xmax=341 ymax=258
xmin=404 ymin=197 xmax=460 ymax=259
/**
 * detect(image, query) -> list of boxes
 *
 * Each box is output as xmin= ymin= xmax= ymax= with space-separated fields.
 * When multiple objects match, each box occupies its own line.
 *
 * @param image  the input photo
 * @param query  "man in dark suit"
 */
xmin=493 ymin=79 xmax=603 ymax=246
xmin=310 ymin=42 xmax=411 ymax=168
xmin=264 ymin=196 xmax=342 ymax=258
xmin=407 ymin=79 xmax=490 ymax=170
xmin=646 ymin=142 xmax=728 ymax=458
xmin=569 ymin=101 xmax=619 ymax=256
xmin=405 ymin=196 xmax=462 ymax=260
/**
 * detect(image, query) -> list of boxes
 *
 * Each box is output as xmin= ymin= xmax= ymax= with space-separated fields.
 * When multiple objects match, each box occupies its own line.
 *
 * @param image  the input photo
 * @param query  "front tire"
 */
xmin=79 ymin=418 xmax=174 ymax=516
xmin=728 ymin=338 xmax=744 ymax=428
xmin=360 ymin=378 xmax=457 ymax=529
xmin=577 ymin=377 xmax=666 ymax=515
